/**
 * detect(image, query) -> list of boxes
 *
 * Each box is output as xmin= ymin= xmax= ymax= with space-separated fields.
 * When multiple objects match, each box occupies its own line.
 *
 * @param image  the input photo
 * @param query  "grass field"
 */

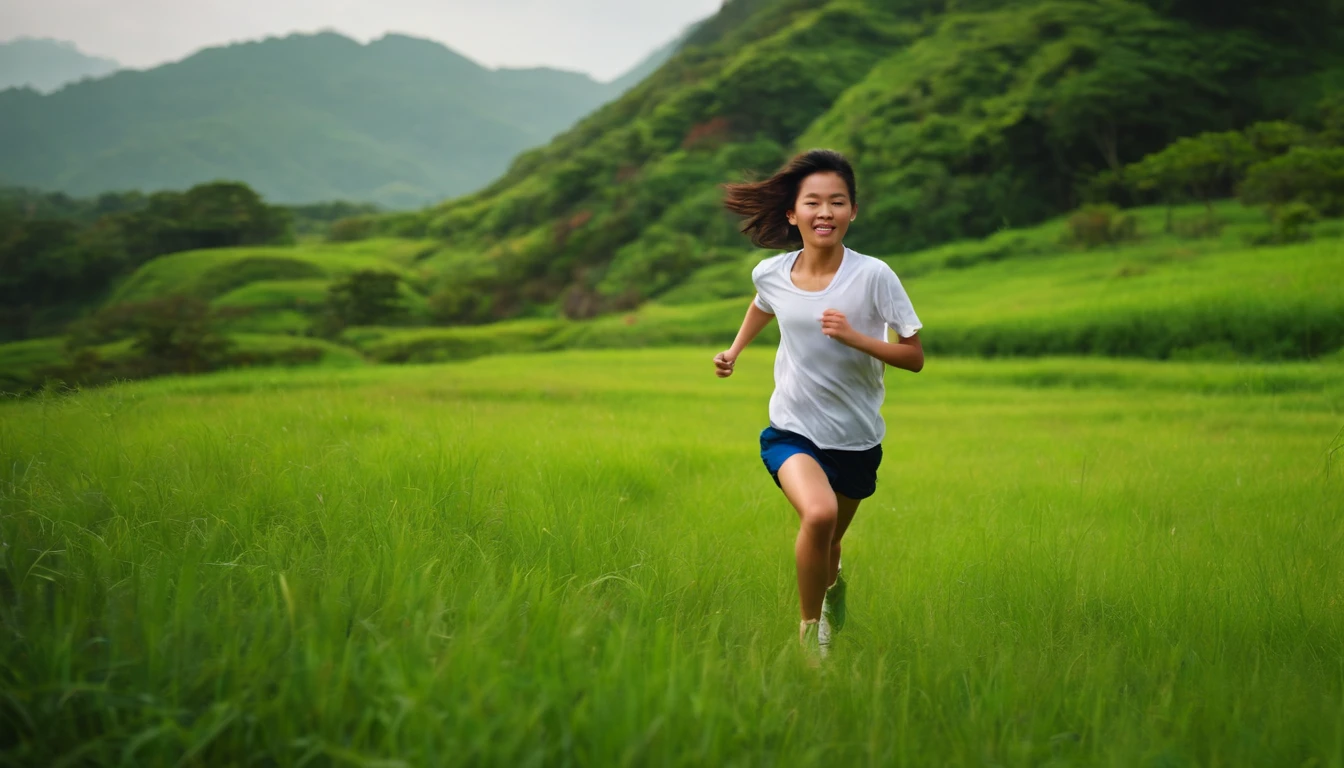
xmin=3 ymin=349 xmax=1342 ymax=765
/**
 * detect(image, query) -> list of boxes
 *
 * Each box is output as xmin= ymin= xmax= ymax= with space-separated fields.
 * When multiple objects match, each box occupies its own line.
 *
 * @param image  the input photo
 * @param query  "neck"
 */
xmin=798 ymin=242 xmax=845 ymax=272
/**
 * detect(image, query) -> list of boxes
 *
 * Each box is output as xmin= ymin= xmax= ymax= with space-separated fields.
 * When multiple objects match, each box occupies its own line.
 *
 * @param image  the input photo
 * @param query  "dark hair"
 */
xmin=723 ymin=149 xmax=858 ymax=249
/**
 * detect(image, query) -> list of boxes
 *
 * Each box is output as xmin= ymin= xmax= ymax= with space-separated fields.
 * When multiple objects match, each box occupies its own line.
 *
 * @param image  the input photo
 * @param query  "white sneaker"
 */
xmin=817 ymin=611 xmax=832 ymax=658
xmin=823 ymin=566 xmax=847 ymax=634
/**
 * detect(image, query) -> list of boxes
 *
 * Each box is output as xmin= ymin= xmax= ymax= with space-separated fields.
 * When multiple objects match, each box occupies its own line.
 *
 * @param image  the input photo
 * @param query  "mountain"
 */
xmin=0 ymin=37 xmax=120 ymax=92
xmin=376 ymin=0 xmax=1344 ymax=323
xmin=0 ymin=31 xmax=677 ymax=208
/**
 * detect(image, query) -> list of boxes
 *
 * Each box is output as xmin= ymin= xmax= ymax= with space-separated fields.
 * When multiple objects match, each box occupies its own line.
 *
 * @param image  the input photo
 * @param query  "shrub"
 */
xmin=1171 ymin=213 xmax=1224 ymax=239
xmin=1274 ymin=201 xmax=1319 ymax=243
xmin=47 ymin=295 xmax=236 ymax=386
xmin=1240 ymin=147 xmax=1344 ymax=216
xmin=428 ymin=282 xmax=493 ymax=325
xmin=1065 ymin=205 xmax=1139 ymax=248
xmin=317 ymin=270 xmax=405 ymax=335
xmin=327 ymin=216 xmax=378 ymax=242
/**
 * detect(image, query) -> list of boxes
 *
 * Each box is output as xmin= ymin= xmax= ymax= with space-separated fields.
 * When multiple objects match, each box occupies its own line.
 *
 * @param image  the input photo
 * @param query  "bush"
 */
xmin=428 ymin=282 xmax=493 ymax=325
xmin=317 ymin=270 xmax=406 ymax=335
xmin=1171 ymin=213 xmax=1224 ymax=239
xmin=1065 ymin=205 xmax=1139 ymax=248
xmin=1273 ymin=202 xmax=1319 ymax=243
xmin=44 ymin=295 xmax=237 ymax=387
xmin=1240 ymin=147 xmax=1344 ymax=216
xmin=1247 ymin=201 xmax=1320 ymax=245
xmin=327 ymin=216 xmax=378 ymax=242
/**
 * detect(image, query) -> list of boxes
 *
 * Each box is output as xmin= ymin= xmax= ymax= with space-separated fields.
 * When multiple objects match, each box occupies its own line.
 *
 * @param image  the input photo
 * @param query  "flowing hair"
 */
xmin=722 ymin=149 xmax=858 ymax=250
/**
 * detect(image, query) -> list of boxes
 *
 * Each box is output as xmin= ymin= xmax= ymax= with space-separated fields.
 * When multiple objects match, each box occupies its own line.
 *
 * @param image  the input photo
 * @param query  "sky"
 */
xmin=1 ymin=0 xmax=725 ymax=82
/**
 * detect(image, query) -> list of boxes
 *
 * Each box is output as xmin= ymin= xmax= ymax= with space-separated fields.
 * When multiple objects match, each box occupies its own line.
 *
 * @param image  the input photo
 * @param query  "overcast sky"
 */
xmin=1 ymin=0 xmax=724 ymax=81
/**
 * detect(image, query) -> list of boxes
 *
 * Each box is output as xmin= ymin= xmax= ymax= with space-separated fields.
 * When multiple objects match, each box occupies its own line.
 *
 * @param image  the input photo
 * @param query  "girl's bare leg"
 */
xmin=777 ymin=455 xmax=862 ymax=621
xmin=829 ymin=493 xmax=861 ymax=587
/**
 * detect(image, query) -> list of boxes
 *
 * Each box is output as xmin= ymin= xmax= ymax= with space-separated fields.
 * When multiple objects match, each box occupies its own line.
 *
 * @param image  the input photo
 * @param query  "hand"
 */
xmin=713 ymin=350 xmax=738 ymax=378
xmin=821 ymin=309 xmax=855 ymax=344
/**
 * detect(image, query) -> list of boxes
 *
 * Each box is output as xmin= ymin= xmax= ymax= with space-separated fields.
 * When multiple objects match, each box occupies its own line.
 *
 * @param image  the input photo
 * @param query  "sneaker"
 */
xmin=823 ymin=567 xmax=847 ymax=634
xmin=817 ymin=611 xmax=832 ymax=658
xmin=799 ymin=619 xmax=823 ymax=665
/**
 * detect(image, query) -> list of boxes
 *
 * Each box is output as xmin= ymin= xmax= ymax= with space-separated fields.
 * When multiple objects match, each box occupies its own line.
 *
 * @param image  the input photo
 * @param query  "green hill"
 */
xmin=0 ymin=32 xmax=677 ymax=208
xmin=366 ymin=0 xmax=1342 ymax=322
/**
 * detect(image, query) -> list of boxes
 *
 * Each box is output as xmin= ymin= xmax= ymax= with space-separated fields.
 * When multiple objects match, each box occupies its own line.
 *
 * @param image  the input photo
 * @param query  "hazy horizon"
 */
xmin=0 ymin=0 xmax=723 ymax=82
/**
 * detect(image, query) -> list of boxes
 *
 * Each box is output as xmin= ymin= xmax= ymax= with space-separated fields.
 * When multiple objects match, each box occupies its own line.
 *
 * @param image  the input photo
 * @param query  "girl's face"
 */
xmin=787 ymin=171 xmax=856 ymax=250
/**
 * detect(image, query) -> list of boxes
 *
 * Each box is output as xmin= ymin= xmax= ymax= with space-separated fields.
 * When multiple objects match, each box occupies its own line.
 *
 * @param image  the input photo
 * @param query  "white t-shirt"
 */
xmin=752 ymin=247 xmax=922 ymax=451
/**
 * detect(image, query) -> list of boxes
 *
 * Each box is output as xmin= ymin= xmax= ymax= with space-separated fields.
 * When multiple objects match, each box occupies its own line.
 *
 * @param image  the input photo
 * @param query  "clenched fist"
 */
xmin=713 ymin=350 xmax=738 ymax=378
xmin=821 ymin=309 xmax=856 ymax=344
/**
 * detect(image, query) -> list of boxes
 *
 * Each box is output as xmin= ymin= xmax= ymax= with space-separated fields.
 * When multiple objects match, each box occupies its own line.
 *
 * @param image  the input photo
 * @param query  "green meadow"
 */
xmin=3 ymin=349 xmax=1342 ymax=766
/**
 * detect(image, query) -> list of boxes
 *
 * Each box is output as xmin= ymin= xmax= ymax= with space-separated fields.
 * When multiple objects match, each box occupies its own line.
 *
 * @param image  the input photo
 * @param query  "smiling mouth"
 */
xmin=815 ymin=225 xmax=835 ymax=235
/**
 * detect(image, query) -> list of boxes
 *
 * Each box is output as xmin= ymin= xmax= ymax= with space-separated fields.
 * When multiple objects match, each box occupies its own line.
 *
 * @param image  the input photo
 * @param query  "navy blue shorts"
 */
xmin=760 ymin=426 xmax=883 ymax=500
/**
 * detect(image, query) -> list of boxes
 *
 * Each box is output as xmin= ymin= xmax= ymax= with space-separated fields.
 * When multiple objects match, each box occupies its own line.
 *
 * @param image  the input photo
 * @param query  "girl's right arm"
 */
xmin=714 ymin=300 xmax=775 ymax=378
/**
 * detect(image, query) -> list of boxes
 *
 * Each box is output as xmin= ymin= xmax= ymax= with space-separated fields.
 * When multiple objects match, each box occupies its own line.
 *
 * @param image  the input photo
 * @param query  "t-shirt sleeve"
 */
xmin=877 ymin=266 xmax=922 ymax=338
xmin=751 ymin=261 xmax=775 ymax=314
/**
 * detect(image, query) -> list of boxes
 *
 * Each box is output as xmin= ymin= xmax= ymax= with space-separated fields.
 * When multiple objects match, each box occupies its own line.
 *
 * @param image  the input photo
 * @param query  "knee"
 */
xmin=800 ymin=501 xmax=838 ymax=538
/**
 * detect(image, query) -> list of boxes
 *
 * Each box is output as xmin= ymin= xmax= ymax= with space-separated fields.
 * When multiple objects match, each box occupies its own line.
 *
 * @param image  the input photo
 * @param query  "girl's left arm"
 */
xmin=821 ymin=309 xmax=924 ymax=372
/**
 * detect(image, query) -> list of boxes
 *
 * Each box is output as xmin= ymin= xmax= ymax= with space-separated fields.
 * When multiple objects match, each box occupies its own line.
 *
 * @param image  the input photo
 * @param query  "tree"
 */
xmin=0 ymin=181 xmax=294 ymax=342
xmin=1244 ymin=121 xmax=1311 ymax=157
xmin=1124 ymin=130 xmax=1257 ymax=228
xmin=76 ymin=295 xmax=235 ymax=376
xmin=320 ymin=270 xmax=406 ymax=334
xmin=428 ymin=281 xmax=493 ymax=325
xmin=120 ymin=182 xmax=292 ymax=258
xmin=1240 ymin=147 xmax=1344 ymax=216
xmin=1321 ymin=93 xmax=1344 ymax=147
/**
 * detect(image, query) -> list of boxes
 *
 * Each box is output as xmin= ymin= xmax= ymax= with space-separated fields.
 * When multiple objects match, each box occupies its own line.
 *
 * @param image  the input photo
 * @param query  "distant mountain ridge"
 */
xmin=0 ymin=30 xmax=686 ymax=207
xmin=0 ymin=37 xmax=120 ymax=92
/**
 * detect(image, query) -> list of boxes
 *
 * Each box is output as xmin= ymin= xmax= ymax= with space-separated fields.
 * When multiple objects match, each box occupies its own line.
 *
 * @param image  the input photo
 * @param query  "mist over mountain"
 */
xmin=0 ymin=37 xmax=120 ymax=92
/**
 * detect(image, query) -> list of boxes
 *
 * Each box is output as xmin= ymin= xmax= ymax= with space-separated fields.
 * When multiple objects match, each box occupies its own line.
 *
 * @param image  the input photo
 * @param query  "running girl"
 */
xmin=714 ymin=149 xmax=924 ymax=659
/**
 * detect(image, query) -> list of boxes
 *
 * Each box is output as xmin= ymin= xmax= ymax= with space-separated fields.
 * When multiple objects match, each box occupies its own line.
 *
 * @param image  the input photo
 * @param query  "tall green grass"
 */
xmin=2 ymin=350 xmax=1342 ymax=765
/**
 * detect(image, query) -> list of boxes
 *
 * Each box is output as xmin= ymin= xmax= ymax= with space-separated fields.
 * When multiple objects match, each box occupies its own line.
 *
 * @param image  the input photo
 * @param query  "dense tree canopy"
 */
xmin=0 ymin=182 xmax=292 ymax=340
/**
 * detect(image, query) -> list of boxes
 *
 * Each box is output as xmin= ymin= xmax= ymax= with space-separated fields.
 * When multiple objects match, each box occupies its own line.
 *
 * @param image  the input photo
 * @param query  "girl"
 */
xmin=714 ymin=149 xmax=923 ymax=659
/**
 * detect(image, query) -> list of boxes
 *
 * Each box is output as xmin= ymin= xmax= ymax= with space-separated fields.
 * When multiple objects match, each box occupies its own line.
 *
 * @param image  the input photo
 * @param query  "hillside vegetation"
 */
xmin=355 ymin=0 xmax=1342 ymax=322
